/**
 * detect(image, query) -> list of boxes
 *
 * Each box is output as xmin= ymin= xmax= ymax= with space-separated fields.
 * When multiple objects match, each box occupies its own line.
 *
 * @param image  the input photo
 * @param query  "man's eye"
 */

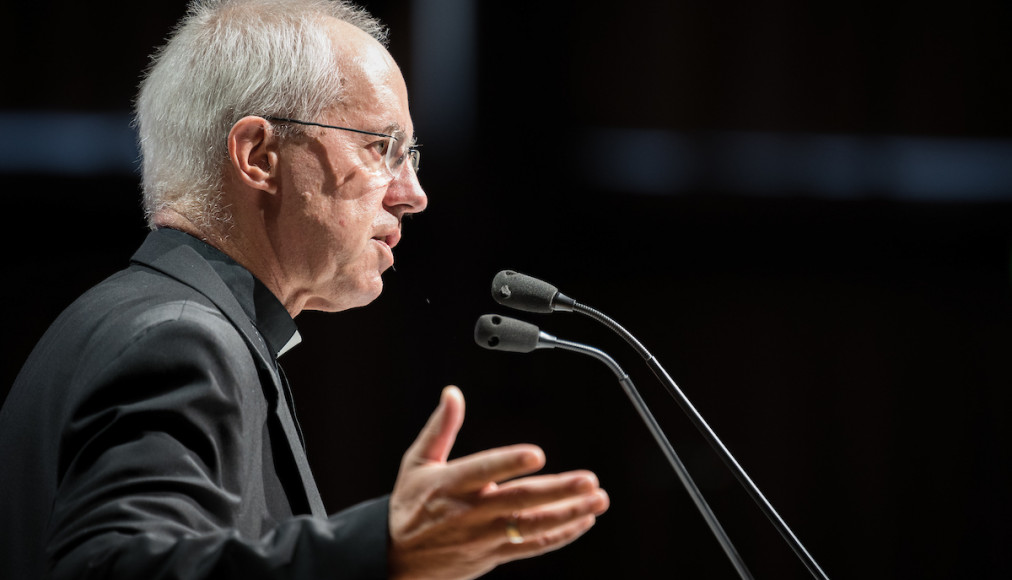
xmin=391 ymin=150 xmax=405 ymax=166
xmin=372 ymin=140 xmax=390 ymax=156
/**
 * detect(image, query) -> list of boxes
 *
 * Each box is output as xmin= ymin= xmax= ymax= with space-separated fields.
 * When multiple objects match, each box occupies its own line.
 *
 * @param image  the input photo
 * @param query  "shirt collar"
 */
xmin=160 ymin=228 xmax=300 ymax=359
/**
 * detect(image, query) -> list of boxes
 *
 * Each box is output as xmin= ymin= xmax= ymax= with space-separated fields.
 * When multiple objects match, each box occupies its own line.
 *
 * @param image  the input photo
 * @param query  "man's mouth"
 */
xmin=373 ymin=229 xmax=401 ymax=249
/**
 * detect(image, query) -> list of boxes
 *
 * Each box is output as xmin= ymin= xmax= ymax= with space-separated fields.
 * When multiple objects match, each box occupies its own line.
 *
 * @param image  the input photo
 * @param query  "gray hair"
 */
xmin=134 ymin=0 xmax=387 ymax=230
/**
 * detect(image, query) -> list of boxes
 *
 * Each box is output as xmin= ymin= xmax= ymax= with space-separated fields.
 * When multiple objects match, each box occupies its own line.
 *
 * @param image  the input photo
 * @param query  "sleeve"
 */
xmin=44 ymin=301 xmax=390 ymax=579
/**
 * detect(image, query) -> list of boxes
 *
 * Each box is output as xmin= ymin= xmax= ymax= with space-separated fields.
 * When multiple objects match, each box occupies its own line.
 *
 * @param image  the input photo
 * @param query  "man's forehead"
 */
xmin=325 ymin=18 xmax=397 ymax=83
xmin=323 ymin=18 xmax=411 ymax=136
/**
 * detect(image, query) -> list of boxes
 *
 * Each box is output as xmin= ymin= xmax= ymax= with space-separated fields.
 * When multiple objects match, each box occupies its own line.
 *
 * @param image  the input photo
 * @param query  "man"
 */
xmin=0 ymin=1 xmax=608 ymax=578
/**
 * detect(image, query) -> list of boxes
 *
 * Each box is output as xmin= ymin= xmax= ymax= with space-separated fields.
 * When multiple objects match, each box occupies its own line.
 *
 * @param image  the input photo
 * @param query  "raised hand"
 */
xmin=388 ymin=386 xmax=609 ymax=580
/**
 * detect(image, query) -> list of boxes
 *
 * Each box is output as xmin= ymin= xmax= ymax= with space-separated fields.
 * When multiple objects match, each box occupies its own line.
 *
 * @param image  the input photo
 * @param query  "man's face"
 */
xmin=272 ymin=19 xmax=427 ymax=314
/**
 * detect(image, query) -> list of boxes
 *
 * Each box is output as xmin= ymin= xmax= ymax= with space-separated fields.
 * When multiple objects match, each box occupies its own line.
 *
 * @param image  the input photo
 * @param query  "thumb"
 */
xmin=406 ymin=385 xmax=465 ymax=466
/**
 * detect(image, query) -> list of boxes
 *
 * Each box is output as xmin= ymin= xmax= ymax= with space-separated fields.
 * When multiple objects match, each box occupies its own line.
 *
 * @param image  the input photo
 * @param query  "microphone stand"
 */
xmin=540 ymin=333 xmax=755 ymax=580
xmin=571 ymin=303 xmax=830 ymax=580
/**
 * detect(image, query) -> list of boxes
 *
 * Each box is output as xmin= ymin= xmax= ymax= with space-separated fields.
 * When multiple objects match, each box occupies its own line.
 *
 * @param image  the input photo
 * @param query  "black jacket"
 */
xmin=0 ymin=229 xmax=388 ymax=579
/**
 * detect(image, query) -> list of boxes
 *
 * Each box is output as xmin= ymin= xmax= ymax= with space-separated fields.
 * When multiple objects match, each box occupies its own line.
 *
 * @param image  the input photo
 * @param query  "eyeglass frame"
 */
xmin=263 ymin=115 xmax=420 ymax=176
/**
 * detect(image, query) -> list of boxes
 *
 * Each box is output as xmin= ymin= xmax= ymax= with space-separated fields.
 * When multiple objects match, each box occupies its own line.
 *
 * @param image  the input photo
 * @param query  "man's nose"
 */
xmin=385 ymin=166 xmax=427 ymax=216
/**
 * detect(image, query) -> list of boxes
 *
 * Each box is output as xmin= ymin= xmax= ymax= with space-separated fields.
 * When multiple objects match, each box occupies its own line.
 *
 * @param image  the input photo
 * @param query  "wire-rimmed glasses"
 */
xmin=264 ymin=115 xmax=420 ymax=176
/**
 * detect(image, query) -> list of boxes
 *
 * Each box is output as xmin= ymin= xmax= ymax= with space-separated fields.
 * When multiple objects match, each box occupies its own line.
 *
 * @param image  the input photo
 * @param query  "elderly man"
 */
xmin=0 ymin=1 xmax=608 ymax=578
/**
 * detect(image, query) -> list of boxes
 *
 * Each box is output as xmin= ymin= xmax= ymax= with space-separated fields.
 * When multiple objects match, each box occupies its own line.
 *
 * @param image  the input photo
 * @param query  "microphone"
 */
xmin=473 ymin=314 xmax=555 ymax=353
xmin=486 ymin=271 xmax=830 ymax=580
xmin=491 ymin=270 xmax=575 ymax=313
xmin=473 ymin=314 xmax=754 ymax=580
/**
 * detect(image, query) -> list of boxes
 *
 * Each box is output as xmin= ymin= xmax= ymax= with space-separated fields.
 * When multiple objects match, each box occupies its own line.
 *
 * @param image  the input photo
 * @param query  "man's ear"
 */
xmin=227 ymin=116 xmax=279 ymax=194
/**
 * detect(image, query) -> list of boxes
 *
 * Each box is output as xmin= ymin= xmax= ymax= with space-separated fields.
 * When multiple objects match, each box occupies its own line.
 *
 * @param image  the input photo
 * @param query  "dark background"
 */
xmin=3 ymin=1 xmax=1011 ymax=578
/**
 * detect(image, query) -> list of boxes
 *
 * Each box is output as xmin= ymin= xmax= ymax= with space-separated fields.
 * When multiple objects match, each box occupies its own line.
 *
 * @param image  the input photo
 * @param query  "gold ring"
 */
xmin=505 ymin=521 xmax=524 ymax=544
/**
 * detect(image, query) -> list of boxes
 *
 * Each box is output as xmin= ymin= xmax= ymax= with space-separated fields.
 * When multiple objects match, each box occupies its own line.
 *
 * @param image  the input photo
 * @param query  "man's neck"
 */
xmin=151 ymin=208 xmax=305 ymax=317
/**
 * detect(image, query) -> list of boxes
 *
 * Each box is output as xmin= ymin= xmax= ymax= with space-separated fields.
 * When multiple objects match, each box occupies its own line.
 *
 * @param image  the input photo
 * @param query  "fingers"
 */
xmin=510 ymin=488 xmax=610 ymax=535
xmin=496 ymin=514 xmax=599 ymax=560
xmin=404 ymin=386 xmax=465 ymax=466
xmin=480 ymin=471 xmax=601 ymax=513
xmin=447 ymin=471 xmax=609 ymax=548
xmin=441 ymin=444 xmax=546 ymax=492
xmin=488 ymin=489 xmax=609 ymax=562
xmin=389 ymin=385 xmax=611 ymax=579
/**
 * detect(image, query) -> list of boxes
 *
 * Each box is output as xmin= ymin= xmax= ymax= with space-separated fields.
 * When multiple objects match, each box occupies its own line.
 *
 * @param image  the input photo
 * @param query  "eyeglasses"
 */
xmin=264 ymin=116 xmax=420 ymax=176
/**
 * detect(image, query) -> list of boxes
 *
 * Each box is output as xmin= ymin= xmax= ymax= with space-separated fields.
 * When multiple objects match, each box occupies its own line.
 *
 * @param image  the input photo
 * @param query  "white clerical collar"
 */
xmin=278 ymin=330 xmax=303 ymax=358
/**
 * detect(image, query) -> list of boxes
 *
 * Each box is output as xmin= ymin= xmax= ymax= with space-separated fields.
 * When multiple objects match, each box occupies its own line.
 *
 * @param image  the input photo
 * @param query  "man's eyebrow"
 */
xmin=383 ymin=122 xmax=417 ymax=139
xmin=381 ymin=122 xmax=418 ymax=147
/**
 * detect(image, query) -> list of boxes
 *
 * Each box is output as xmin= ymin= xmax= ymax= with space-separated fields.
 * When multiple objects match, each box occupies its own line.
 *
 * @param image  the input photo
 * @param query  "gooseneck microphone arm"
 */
xmin=474 ymin=315 xmax=755 ymax=580
xmin=490 ymin=271 xmax=830 ymax=580
xmin=574 ymin=302 xmax=829 ymax=580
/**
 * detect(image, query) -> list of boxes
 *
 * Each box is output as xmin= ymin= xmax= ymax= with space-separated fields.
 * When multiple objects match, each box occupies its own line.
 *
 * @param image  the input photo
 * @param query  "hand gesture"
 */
xmin=388 ymin=386 xmax=609 ymax=580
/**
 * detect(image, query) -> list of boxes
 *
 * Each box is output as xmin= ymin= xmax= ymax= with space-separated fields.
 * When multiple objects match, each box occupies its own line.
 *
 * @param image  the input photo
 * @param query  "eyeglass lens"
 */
xmin=386 ymin=132 xmax=420 ymax=175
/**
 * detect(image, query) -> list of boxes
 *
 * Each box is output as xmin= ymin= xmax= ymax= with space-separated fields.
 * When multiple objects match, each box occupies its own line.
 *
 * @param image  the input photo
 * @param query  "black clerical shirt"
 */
xmin=0 ymin=228 xmax=389 ymax=579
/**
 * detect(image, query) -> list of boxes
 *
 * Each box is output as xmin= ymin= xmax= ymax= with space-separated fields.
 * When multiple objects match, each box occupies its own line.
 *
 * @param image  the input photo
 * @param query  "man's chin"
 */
xmin=339 ymin=280 xmax=385 ymax=312
xmin=299 ymin=283 xmax=381 ymax=314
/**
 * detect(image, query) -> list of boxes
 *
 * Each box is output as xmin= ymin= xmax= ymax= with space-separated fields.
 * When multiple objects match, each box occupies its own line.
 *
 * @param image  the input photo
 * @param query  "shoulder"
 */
xmin=88 ymin=266 xmax=257 ymax=373
xmin=58 ymin=266 xmax=237 ymax=357
xmin=15 ymin=264 xmax=262 ymax=411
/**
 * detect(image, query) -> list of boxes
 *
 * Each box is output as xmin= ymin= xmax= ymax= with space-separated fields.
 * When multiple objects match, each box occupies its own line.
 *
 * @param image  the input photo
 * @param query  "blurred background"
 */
xmin=3 ymin=1 xmax=1010 ymax=578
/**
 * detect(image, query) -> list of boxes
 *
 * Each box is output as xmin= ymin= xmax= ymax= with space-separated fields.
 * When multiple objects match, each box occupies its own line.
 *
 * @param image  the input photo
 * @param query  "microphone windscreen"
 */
xmin=473 ymin=314 xmax=542 ymax=353
xmin=491 ymin=270 xmax=558 ymax=313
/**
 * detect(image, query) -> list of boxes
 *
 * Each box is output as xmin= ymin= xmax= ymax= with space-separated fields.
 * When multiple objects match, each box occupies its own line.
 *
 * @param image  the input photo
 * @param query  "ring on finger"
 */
xmin=505 ymin=519 xmax=524 ymax=545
